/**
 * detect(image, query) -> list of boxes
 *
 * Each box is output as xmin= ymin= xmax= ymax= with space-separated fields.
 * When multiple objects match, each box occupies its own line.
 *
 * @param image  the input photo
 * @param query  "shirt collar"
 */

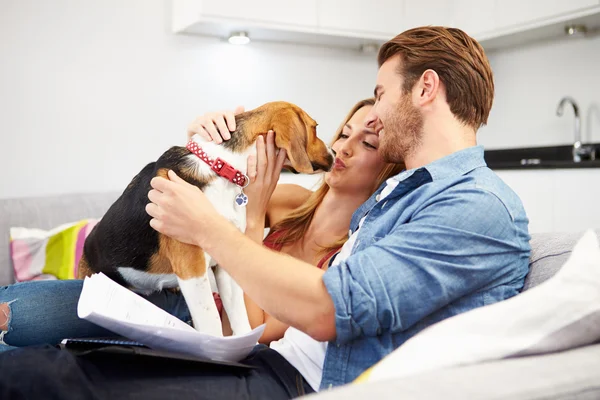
xmin=414 ymin=145 xmax=487 ymax=181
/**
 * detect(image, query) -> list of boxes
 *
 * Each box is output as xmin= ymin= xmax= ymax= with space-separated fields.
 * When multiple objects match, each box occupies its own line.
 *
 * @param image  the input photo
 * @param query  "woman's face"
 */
xmin=325 ymin=105 xmax=387 ymax=196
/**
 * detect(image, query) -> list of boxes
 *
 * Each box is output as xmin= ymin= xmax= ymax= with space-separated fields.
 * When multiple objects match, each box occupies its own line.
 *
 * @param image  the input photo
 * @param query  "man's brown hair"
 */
xmin=378 ymin=26 xmax=494 ymax=130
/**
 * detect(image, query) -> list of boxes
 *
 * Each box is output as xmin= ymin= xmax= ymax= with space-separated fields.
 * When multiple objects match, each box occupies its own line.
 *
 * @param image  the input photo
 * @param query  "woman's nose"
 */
xmin=338 ymin=139 xmax=353 ymax=157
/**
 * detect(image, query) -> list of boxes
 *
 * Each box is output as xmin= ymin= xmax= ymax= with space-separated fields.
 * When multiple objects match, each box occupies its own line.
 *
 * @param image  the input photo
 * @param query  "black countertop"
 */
xmin=484 ymin=143 xmax=600 ymax=170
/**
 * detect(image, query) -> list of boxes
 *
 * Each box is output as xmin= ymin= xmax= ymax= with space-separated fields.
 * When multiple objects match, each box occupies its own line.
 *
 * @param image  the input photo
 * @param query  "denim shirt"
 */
xmin=320 ymin=145 xmax=531 ymax=390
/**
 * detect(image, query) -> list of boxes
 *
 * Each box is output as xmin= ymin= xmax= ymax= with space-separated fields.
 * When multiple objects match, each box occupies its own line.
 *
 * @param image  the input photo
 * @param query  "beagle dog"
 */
xmin=78 ymin=101 xmax=333 ymax=337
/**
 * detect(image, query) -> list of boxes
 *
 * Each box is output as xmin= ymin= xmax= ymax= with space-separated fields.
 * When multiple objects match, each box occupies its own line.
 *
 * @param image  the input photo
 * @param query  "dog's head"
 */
xmin=240 ymin=101 xmax=334 ymax=174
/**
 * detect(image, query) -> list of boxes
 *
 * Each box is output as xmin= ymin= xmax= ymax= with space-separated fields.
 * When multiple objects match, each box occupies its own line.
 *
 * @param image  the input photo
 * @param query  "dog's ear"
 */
xmin=273 ymin=111 xmax=313 ymax=174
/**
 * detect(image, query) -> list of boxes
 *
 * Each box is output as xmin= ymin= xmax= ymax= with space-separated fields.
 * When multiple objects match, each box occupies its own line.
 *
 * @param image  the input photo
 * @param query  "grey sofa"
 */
xmin=1 ymin=193 xmax=599 ymax=399
xmin=0 ymin=191 xmax=120 ymax=286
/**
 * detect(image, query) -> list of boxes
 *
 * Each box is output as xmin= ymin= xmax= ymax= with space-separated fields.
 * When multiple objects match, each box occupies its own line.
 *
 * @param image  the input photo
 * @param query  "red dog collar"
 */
xmin=186 ymin=140 xmax=249 ymax=187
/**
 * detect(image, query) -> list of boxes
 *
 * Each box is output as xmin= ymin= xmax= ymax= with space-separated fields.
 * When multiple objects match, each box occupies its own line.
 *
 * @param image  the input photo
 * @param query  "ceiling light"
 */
xmin=359 ymin=43 xmax=379 ymax=53
xmin=564 ymin=24 xmax=587 ymax=37
xmin=228 ymin=31 xmax=250 ymax=45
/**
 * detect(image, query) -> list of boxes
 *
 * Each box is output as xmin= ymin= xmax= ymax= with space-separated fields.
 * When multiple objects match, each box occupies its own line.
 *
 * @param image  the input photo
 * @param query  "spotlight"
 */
xmin=564 ymin=24 xmax=587 ymax=37
xmin=228 ymin=31 xmax=250 ymax=45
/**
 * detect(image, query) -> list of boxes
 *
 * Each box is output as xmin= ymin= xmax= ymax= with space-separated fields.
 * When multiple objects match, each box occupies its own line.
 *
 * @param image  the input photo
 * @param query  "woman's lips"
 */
xmin=334 ymin=158 xmax=346 ymax=169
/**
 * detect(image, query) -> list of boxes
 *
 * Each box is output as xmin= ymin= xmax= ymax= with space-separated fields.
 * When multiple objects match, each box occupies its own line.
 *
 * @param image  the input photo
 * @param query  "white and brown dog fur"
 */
xmin=78 ymin=101 xmax=334 ymax=337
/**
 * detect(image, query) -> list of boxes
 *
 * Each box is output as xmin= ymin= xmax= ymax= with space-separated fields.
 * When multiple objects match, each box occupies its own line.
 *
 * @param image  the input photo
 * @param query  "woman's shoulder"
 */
xmin=267 ymin=184 xmax=313 ymax=226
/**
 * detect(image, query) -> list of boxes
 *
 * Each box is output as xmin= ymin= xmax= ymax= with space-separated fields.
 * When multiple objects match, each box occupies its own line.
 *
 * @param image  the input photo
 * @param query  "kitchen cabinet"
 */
xmin=495 ymin=0 xmax=599 ymax=31
xmin=552 ymin=169 xmax=600 ymax=233
xmin=403 ymin=0 xmax=454 ymax=30
xmin=496 ymin=170 xmax=556 ymax=233
xmin=496 ymin=169 xmax=600 ymax=233
xmin=199 ymin=0 xmax=318 ymax=29
xmin=316 ymin=0 xmax=404 ymax=38
xmin=452 ymin=0 xmax=498 ymax=38
xmin=172 ymin=0 xmax=600 ymax=52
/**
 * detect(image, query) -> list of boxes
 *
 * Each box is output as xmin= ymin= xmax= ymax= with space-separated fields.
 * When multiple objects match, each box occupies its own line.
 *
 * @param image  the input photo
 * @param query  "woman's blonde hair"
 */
xmin=268 ymin=98 xmax=405 ymax=255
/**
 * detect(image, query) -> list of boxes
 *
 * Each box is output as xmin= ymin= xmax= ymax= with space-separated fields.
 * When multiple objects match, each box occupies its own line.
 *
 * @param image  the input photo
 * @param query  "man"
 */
xmin=0 ymin=26 xmax=530 ymax=399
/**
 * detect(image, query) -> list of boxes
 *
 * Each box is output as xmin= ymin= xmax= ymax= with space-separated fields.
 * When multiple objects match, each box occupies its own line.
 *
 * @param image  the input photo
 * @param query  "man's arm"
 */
xmin=323 ymin=187 xmax=529 ymax=344
xmin=200 ymin=218 xmax=337 ymax=341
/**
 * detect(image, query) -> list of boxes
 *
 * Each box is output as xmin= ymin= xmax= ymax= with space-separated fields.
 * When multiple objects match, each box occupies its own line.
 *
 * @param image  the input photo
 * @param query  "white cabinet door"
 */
xmin=495 ymin=0 xmax=599 ymax=30
xmin=552 ymin=169 xmax=600 ymax=233
xmin=496 ymin=169 xmax=600 ymax=234
xmin=495 ymin=170 xmax=556 ymax=234
xmin=403 ymin=0 xmax=454 ymax=30
xmin=201 ymin=0 xmax=318 ymax=28
xmin=452 ymin=0 xmax=497 ymax=38
xmin=317 ymin=0 xmax=405 ymax=37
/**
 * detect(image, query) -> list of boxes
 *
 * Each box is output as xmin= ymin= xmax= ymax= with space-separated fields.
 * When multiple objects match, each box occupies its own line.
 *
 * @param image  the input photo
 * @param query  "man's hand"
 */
xmin=146 ymin=170 xmax=217 ymax=246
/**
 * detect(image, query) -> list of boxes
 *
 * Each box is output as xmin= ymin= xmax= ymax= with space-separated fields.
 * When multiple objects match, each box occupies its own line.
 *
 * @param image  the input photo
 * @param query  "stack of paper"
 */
xmin=77 ymin=273 xmax=265 ymax=362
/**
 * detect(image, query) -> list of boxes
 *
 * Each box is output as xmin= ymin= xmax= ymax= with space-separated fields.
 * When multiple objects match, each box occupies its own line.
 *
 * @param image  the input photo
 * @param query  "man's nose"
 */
xmin=364 ymin=109 xmax=382 ymax=132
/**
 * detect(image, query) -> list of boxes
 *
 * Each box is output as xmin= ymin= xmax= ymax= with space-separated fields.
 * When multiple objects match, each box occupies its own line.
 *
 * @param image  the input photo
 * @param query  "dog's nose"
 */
xmin=318 ymin=149 xmax=335 ymax=172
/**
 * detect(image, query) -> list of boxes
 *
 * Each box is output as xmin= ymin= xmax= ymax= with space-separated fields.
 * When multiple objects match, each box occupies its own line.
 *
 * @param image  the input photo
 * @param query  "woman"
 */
xmin=0 ymin=98 xmax=403 ymax=350
xmin=201 ymin=99 xmax=403 ymax=343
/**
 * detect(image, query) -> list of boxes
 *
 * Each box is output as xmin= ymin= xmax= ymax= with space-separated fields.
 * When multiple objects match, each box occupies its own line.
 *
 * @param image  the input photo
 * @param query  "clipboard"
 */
xmin=58 ymin=337 xmax=256 ymax=370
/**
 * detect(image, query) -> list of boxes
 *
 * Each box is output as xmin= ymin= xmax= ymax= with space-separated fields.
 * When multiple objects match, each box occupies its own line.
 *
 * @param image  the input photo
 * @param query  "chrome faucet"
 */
xmin=556 ymin=96 xmax=584 ymax=162
xmin=556 ymin=97 xmax=597 ymax=162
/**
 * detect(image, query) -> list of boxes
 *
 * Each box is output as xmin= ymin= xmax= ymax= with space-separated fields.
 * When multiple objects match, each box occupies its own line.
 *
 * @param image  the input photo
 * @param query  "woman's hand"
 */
xmin=146 ymin=170 xmax=217 ymax=246
xmin=186 ymin=106 xmax=245 ymax=144
xmin=245 ymin=131 xmax=287 ymax=230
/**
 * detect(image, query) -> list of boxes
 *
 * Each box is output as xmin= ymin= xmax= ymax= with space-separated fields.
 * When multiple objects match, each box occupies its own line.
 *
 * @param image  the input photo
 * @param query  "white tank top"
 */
xmin=270 ymin=219 xmax=364 ymax=390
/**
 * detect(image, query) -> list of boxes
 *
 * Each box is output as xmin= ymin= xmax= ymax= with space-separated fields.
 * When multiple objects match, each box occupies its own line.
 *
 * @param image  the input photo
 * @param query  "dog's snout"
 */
xmin=325 ymin=149 xmax=334 ymax=171
xmin=311 ymin=161 xmax=329 ymax=172
xmin=310 ymin=148 xmax=335 ymax=172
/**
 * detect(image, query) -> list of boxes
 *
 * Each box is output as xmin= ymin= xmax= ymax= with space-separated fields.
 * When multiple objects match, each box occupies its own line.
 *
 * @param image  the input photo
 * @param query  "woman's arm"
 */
xmin=242 ymin=133 xmax=312 ymax=343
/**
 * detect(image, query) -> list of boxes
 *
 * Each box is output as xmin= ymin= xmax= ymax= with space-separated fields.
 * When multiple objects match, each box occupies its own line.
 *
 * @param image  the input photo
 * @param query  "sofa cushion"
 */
xmin=524 ymin=230 xmax=600 ymax=291
xmin=0 ymin=192 xmax=119 ymax=286
xmin=10 ymin=219 xmax=99 ymax=281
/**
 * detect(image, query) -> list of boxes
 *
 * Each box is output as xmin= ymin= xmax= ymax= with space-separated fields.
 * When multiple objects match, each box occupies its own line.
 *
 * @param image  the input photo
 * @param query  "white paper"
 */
xmin=77 ymin=273 xmax=265 ymax=362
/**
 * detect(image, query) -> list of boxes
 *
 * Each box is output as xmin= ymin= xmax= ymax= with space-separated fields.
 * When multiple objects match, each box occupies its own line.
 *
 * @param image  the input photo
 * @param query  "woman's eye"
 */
xmin=338 ymin=133 xmax=349 ymax=139
xmin=364 ymin=142 xmax=377 ymax=149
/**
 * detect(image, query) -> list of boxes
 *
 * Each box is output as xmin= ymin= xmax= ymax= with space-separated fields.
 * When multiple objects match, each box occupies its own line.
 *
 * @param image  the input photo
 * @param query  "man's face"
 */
xmin=367 ymin=55 xmax=424 ymax=164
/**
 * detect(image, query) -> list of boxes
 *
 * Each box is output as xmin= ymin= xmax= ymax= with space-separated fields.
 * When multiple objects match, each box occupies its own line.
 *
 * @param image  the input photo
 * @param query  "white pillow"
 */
xmin=358 ymin=229 xmax=600 ymax=383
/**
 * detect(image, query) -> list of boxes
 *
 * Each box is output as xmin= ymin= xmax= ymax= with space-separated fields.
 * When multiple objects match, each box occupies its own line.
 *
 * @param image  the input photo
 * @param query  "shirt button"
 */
xmin=375 ymin=194 xmax=381 ymax=201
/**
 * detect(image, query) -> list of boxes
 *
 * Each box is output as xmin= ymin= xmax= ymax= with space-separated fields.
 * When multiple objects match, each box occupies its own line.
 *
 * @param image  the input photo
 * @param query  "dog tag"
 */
xmin=235 ymin=191 xmax=248 ymax=207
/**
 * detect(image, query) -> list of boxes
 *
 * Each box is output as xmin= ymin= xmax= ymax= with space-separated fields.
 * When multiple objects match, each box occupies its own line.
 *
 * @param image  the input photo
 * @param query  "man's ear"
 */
xmin=416 ymin=69 xmax=440 ymax=106
xmin=273 ymin=113 xmax=313 ymax=174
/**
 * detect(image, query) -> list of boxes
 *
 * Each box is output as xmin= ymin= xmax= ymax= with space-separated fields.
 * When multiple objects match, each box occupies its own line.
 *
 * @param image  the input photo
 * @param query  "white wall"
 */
xmin=480 ymin=34 xmax=600 ymax=149
xmin=2 ymin=1 xmax=599 ymax=234
xmin=0 ymin=0 xmax=376 ymax=199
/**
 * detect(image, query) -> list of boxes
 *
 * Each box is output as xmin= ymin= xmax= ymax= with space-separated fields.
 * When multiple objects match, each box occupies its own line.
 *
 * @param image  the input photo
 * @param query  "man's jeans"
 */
xmin=0 ymin=343 xmax=314 ymax=399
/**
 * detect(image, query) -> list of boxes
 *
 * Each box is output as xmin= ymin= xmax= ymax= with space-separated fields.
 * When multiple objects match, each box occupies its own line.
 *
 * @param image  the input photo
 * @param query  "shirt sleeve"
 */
xmin=322 ymin=186 xmax=526 ymax=344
